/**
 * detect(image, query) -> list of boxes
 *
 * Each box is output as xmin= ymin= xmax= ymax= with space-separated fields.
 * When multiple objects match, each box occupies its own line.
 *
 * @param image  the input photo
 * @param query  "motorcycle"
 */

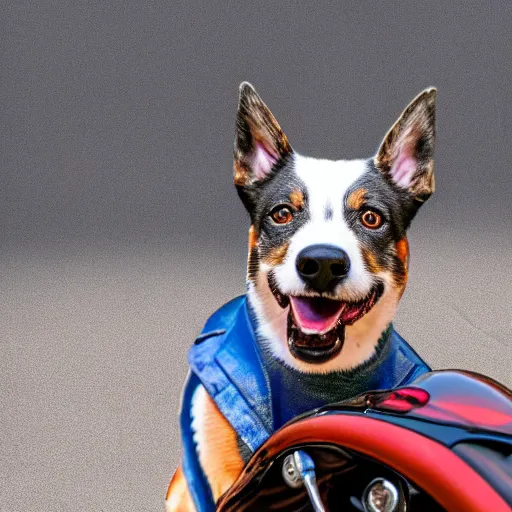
xmin=216 ymin=370 xmax=511 ymax=512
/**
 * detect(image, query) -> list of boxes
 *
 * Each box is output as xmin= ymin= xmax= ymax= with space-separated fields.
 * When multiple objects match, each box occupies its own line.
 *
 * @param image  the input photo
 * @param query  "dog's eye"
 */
xmin=360 ymin=210 xmax=383 ymax=229
xmin=270 ymin=205 xmax=294 ymax=225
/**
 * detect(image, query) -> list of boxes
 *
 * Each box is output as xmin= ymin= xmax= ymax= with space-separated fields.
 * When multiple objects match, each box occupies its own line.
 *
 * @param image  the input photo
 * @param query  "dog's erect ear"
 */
xmin=375 ymin=89 xmax=436 ymax=203
xmin=234 ymin=82 xmax=292 ymax=187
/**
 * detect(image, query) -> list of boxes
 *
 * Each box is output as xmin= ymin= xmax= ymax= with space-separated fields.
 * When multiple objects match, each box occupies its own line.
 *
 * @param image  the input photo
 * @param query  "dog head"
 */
xmin=234 ymin=83 xmax=435 ymax=373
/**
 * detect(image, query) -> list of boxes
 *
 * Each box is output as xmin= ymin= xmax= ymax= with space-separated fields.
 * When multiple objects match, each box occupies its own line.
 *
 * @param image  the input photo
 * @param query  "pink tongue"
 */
xmin=340 ymin=303 xmax=365 ymax=324
xmin=290 ymin=296 xmax=345 ymax=334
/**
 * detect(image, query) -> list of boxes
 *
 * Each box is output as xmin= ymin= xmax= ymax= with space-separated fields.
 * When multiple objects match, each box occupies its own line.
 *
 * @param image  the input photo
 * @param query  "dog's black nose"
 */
xmin=296 ymin=244 xmax=350 ymax=292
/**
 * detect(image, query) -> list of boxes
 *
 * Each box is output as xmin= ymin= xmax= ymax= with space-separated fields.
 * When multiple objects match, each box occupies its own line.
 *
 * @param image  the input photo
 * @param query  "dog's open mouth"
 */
xmin=285 ymin=283 xmax=384 ymax=364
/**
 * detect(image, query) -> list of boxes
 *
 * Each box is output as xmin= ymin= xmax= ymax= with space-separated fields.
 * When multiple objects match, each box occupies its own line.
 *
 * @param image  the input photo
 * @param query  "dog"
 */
xmin=166 ymin=82 xmax=436 ymax=511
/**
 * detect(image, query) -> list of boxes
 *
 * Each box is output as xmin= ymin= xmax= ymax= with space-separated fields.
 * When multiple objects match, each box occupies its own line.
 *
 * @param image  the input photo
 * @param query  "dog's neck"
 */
xmin=257 ymin=323 xmax=394 ymax=427
xmin=246 ymin=289 xmax=396 ymax=428
xmin=247 ymin=272 xmax=400 ymax=374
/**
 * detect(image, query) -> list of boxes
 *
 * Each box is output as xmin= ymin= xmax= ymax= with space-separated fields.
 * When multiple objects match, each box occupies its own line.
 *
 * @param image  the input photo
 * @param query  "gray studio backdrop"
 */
xmin=2 ymin=2 xmax=511 ymax=511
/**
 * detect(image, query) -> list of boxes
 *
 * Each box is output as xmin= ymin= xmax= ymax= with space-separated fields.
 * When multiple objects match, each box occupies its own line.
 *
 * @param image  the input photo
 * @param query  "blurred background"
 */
xmin=1 ymin=1 xmax=511 ymax=510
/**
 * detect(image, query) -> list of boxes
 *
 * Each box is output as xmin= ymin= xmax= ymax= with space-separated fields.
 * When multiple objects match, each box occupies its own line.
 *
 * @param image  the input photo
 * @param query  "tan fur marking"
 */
xmin=395 ymin=238 xmax=409 ymax=296
xmin=234 ymin=160 xmax=250 ymax=187
xmin=263 ymin=241 xmax=290 ymax=266
xmin=193 ymin=387 xmax=244 ymax=503
xmin=289 ymin=189 xmax=304 ymax=209
xmin=347 ymin=188 xmax=367 ymax=210
xmin=396 ymin=238 xmax=409 ymax=265
xmin=247 ymin=226 xmax=260 ymax=282
xmin=248 ymin=225 xmax=258 ymax=251
xmin=165 ymin=464 xmax=195 ymax=511
xmin=361 ymin=247 xmax=383 ymax=274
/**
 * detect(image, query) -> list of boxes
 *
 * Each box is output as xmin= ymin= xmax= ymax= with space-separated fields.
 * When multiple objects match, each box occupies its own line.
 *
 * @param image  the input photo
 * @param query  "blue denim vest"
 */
xmin=179 ymin=295 xmax=430 ymax=511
